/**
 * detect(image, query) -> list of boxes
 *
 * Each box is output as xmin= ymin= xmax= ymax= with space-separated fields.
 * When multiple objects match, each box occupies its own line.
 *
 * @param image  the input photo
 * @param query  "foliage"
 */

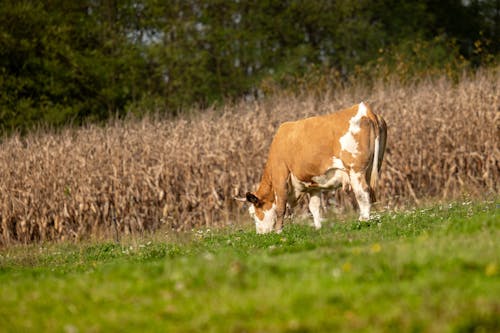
xmin=0 ymin=200 xmax=498 ymax=331
xmin=0 ymin=0 xmax=499 ymax=132
xmin=0 ymin=0 xmax=149 ymax=131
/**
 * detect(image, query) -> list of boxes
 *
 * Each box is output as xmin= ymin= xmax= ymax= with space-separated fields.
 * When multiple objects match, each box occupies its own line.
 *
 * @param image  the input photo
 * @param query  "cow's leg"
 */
xmin=309 ymin=193 xmax=323 ymax=229
xmin=349 ymin=170 xmax=371 ymax=221
xmin=273 ymin=182 xmax=288 ymax=234
xmin=274 ymin=199 xmax=287 ymax=234
xmin=286 ymin=186 xmax=301 ymax=219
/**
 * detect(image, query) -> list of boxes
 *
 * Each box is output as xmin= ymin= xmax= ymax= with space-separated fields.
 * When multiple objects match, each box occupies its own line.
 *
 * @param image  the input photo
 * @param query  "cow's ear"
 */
xmin=246 ymin=192 xmax=261 ymax=205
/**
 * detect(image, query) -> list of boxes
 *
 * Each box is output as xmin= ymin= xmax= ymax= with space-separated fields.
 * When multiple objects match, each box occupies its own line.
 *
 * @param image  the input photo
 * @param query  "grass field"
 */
xmin=0 ymin=200 xmax=499 ymax=332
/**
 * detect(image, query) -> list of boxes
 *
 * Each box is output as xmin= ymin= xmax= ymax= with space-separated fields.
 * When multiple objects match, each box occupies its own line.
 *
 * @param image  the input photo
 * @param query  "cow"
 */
xmin=237 ymin=102 xmax=387 ymax=234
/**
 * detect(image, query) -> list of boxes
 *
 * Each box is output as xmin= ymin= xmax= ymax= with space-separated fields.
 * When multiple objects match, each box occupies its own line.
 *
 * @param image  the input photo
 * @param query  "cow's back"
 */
xmin=268 ymin=104 xmax=362 ymax=182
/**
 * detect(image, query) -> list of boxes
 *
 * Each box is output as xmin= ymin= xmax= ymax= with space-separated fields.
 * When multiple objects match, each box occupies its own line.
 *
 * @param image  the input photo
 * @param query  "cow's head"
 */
xmin=236 ymin=192 xmax=276 ymax=234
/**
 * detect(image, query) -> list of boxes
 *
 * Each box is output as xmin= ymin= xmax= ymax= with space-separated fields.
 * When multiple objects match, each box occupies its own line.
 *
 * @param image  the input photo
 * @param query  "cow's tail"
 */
xmin=367 ymin=107 xmax=387 ymax=202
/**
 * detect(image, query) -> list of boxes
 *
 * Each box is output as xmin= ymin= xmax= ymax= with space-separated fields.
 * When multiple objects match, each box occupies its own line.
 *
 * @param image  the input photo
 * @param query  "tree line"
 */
xmin=1 ymin=0 xmax=498 ymax=132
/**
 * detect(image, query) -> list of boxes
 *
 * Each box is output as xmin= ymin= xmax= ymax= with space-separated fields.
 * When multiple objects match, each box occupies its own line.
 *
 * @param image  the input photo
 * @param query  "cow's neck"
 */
xmin=255 ymin=166 xmax=275 ymax=205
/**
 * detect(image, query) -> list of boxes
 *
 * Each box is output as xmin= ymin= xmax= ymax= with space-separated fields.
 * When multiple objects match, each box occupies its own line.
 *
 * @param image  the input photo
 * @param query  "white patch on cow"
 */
xmin=332 ymin=157 xmax=345 ymax=170
xmin=339 ymin=102 xmax=368 ymax=156
xmin=339 ymin=132 xmax=358 ymax=156
xmin=349 ymin=170 xmax=370 ymax=221
xmin=309 ymin=194 xmax=323 ymax=229
xmin=291 ymin=166 xmax=349 ymax=192
xmin=250 ymin=203 xmax=277 ymax=234
xmin=350 ymin=102 xmax=368 ymax=134
xmin=312 ymin=169 xmax=349 ymax=190
xmin=248 ymin=204 xmax=255 ymax=216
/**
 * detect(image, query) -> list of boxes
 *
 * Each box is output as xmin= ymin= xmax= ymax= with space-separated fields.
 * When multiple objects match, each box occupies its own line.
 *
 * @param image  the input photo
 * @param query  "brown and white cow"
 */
xmin=238 ymin=102 xmax=387 ymax=234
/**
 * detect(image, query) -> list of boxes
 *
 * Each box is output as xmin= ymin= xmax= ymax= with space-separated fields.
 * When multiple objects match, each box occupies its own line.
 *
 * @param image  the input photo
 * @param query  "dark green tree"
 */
xmin=0 ymin=0 xmax=498 ymax=133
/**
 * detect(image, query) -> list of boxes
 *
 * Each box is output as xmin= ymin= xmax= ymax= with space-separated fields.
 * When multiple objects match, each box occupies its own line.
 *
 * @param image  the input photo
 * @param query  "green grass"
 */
xmin=1 ymin=200 xmax=499 ymax=332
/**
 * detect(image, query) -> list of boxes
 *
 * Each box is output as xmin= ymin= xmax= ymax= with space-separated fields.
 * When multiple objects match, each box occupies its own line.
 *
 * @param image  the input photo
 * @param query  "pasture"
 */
xmin=1 ymin=200 xmax=498 ymax=332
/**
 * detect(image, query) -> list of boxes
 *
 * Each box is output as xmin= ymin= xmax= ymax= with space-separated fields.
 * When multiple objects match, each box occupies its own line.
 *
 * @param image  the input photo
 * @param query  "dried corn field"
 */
xmin=0 ymin=70 xmax=499 ymax=244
